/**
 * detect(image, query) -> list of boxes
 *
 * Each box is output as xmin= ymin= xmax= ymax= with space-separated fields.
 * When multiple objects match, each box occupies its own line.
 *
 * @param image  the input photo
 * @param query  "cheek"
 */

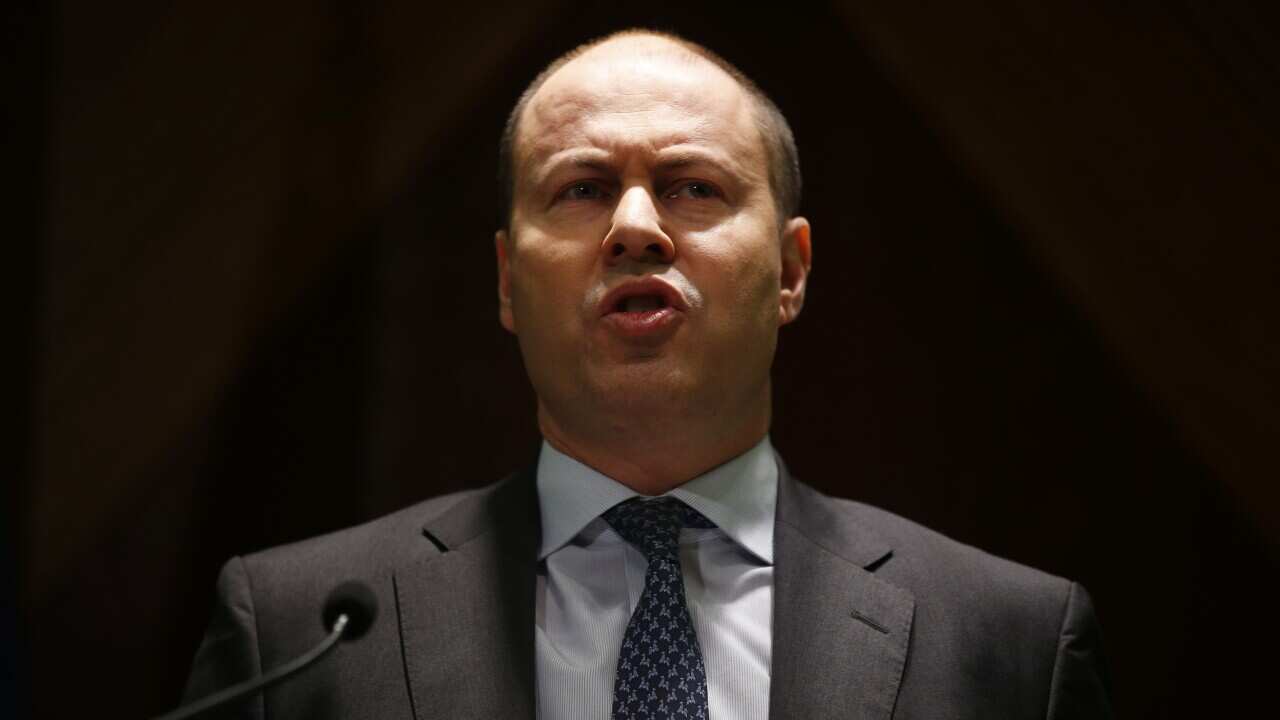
xmin=508 ymin=235 xmax=597 ymax=336
xmin=512 ymin=236 xmax=585 ymax=297
xmin=695 ymin=234 xmax=781 ymax=323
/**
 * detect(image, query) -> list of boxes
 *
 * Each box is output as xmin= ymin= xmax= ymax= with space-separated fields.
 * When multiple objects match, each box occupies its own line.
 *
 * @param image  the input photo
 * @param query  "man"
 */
xmin=184 ymin=30 xmax=1112 ymax=719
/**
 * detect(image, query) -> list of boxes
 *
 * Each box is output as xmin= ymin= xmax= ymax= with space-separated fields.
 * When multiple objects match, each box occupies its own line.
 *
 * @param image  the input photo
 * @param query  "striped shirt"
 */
xmin=534 ymin=437 xmax=777 ymax=719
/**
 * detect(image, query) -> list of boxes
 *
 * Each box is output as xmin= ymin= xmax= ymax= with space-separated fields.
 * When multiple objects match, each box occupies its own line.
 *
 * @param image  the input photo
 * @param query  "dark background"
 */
xmin=18 ymin=1 xmax=1280 ymax=717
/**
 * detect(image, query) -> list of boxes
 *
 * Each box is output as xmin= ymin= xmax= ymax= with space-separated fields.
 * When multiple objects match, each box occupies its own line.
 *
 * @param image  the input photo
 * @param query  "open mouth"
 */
xmin=613 ymin=294 xmax=668 ymax=314
xmin=598 ymin=279 xmax=685 ymax=339
xmin=599 ymin=277 xmax=686 ymax=318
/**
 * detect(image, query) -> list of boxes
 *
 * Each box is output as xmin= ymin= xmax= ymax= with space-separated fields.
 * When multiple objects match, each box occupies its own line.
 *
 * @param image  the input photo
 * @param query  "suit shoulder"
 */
xmin=823 ymin=492 xmax=1073 ymax=613
xmin=240 ymin=481 xmax=498 ymax=582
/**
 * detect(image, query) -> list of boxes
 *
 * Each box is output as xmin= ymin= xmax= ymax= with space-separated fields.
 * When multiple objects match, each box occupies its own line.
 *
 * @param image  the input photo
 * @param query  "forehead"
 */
xmin=516 ymin=39 xmax=764 ymax=174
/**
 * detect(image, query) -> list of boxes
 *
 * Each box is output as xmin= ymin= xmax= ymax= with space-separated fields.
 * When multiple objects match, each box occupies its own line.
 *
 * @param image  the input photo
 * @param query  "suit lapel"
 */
xmin=390 ymin=456 xmax=913 ymax=719
xmin=769 ymin=464 xmax=915 ymax=720
xmin=394 ymin=471 xmax=539 ymax=720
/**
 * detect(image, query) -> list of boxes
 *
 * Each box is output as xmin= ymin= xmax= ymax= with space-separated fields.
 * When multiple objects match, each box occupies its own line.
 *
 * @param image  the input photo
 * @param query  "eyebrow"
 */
xmin=532 ymin=146 xmax=745 ymax=186
xmin=653 ymin=148 xmax=738 ymax=173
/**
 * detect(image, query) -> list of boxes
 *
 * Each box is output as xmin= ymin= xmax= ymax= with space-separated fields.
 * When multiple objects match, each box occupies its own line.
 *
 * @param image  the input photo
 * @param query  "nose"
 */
xmin=602 ymin=185 xmax=675 ymax=265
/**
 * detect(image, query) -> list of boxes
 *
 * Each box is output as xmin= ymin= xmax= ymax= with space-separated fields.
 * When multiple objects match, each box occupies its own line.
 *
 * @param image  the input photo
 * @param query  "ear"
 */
xmin=779 ymin=216 xmax=812 ymax=326
xmin=495 ymin=229 xmax=516 ymax=333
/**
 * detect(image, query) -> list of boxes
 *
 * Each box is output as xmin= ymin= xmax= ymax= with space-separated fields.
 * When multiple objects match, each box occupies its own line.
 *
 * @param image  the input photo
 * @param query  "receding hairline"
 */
xmin=498 ymin=29 xmax=802 ymax=227
xmin=515 ymin=38 xmax=760 ymax=184
xmin=520 ymin=34 xmax=743 ymax=133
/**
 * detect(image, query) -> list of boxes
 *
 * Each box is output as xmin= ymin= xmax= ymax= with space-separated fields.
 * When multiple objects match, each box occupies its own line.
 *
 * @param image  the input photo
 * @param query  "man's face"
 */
xmin=497 ymin=39 xmax=810 ymax=433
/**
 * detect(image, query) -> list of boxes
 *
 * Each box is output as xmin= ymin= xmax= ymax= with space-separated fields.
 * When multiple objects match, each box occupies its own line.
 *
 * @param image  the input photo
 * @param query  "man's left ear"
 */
xmin=779 ymin=216 xmax=812 ymax=326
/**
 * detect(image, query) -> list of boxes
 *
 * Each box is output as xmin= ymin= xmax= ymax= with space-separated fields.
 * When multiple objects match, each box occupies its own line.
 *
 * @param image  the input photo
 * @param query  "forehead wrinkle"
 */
xmin=525 ymin=111 xmax=708 ymax=172
xmin=525 ymin=97 xmax=758 ymax=166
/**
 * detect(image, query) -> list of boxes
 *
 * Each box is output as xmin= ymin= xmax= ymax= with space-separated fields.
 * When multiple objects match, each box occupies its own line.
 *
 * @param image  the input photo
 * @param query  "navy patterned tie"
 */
xmin=603 ymin=496 xmax=716 ymax=720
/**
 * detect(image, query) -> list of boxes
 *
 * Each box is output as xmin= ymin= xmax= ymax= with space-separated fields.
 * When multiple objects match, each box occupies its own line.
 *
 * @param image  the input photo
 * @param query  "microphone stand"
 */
xmin=152 ymin=614 xmax=350 ymax=720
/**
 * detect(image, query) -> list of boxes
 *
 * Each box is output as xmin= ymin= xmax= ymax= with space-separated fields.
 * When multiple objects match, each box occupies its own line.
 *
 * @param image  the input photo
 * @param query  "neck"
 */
xmin=536 ymin=394 xmax=771 ymax=495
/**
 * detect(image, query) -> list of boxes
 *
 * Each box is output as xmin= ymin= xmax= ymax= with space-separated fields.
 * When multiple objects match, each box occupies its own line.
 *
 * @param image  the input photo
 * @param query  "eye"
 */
xmin=667 ymin=181 xmax=721 ymax=201
xmin=559 ymin=180 xmax=609 ymax=202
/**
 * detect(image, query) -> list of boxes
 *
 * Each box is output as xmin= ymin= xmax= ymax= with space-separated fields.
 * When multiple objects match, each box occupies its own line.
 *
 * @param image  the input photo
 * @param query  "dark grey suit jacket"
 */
xmin=184 ymin=459 xmax=1113 ymax=718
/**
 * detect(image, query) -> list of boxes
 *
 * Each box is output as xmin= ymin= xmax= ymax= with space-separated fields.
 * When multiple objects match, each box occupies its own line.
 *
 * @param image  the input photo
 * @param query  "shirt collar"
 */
xmin=535 ymin=436 xmax=778 ymax=564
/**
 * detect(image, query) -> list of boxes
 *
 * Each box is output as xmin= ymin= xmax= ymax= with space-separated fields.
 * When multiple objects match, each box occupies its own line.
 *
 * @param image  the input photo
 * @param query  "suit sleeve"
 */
xmin=181 ymin=556 xmax=266 ymax=720
xmin=1045 ymin=582 xmax=1114 ymax=719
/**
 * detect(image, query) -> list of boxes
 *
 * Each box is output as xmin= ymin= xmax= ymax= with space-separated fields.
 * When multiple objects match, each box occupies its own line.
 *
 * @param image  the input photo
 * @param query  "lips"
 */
xmin=598 ymin=277 xmax=688 ymax=318
xmin=598 ymin=277 xmax=688 ymax=340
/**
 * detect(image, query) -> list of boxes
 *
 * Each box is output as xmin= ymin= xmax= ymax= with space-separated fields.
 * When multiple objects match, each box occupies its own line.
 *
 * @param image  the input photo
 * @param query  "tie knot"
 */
xmin=603 ymin=496 xmax=715 ymax=559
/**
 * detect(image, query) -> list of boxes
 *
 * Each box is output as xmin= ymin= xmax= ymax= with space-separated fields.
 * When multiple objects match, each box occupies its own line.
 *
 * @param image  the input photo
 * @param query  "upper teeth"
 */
xmin=622 ymin=296 xmax=663 ymax=312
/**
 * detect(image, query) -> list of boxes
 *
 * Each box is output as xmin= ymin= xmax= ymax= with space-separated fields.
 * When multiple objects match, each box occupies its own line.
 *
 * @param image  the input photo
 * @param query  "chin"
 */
xmin=588 ymin=362 xmax=699 ymax=408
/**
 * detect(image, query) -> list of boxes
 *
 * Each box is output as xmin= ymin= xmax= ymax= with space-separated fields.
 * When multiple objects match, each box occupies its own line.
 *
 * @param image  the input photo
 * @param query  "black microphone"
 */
xmin=154 ymin=581 xmax=378 ymax=720
xmin=321 ymin=581 xmax=377 ymax=641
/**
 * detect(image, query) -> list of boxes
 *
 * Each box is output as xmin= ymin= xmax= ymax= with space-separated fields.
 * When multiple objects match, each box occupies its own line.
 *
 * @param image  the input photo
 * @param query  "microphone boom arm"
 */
xmin=153 ymin=614 xmax=349 ymax=720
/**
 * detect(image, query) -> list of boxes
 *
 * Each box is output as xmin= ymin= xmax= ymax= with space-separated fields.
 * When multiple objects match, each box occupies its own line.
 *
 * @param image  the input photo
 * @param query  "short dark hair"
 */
xmin=497 ymin=29 xmax=802 ymax=229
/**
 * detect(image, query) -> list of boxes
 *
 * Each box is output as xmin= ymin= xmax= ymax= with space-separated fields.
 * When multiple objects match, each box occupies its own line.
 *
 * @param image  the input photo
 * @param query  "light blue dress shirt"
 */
xmin=534 ymin=436 xmax=777 ymax=719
